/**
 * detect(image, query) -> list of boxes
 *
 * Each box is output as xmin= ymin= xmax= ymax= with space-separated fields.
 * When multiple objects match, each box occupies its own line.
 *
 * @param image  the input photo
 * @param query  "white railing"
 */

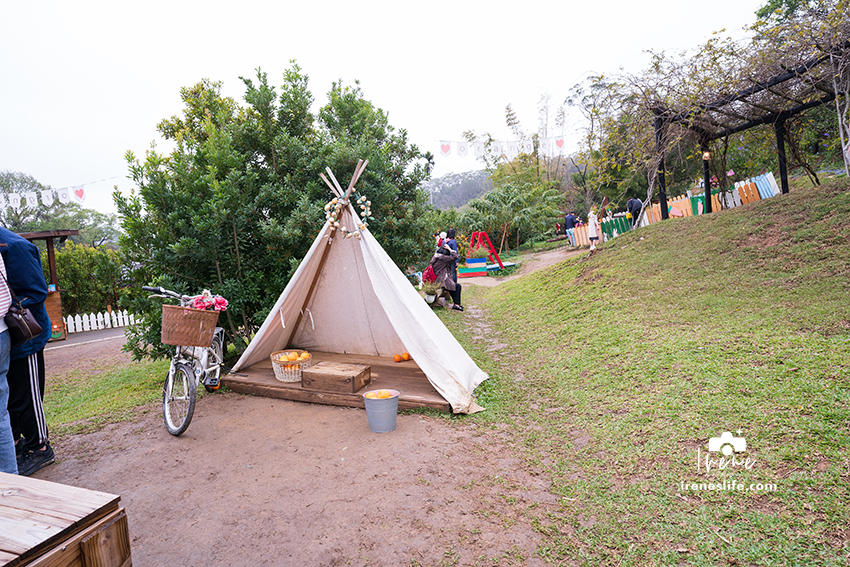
xmin=64 ymin=310 xmax=137 ymax=334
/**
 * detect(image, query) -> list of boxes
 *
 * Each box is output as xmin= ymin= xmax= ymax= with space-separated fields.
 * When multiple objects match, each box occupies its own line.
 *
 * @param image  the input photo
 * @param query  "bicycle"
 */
xmin=143 ymin=286 xmax=226 ymax=436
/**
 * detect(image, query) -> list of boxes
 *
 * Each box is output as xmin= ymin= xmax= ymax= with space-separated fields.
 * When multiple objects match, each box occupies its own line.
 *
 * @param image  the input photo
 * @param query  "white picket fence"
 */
xmin=64 ymin=310 xmax=137 ymax=334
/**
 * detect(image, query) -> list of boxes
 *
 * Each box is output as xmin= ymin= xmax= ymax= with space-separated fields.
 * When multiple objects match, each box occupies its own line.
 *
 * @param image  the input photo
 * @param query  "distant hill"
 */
xmin=422 ymin=170 xmax=493 ymax=210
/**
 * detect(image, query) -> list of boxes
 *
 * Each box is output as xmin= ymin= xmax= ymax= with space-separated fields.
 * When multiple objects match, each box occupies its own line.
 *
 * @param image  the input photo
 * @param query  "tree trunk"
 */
xmin=831 ymin=53 xmax=850 ymax=177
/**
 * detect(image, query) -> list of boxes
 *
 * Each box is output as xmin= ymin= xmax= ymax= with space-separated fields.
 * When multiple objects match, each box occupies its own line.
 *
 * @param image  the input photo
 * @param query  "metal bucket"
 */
xmin=362 ymin=389 xmax=399 ymax=433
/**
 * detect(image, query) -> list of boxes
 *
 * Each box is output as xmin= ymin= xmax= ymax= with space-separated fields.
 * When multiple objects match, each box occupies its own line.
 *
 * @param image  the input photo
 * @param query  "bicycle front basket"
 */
xmin=161 ymin=305 xmax=220 ymax=347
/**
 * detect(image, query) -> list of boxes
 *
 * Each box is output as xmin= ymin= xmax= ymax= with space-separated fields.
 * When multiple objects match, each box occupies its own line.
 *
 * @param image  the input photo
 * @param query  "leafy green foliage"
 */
xmin=46 ymin=242 xmax=125 ymax=315
xmin=116 ymin=65 xmax=431 ymax=360
xmin=756 ymin=0 xmax=811 ymax=21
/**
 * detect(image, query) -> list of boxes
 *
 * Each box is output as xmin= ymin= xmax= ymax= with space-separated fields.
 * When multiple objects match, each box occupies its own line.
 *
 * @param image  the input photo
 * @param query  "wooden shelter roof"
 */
xmin=657 ymin=39 xmax=849 ymax=142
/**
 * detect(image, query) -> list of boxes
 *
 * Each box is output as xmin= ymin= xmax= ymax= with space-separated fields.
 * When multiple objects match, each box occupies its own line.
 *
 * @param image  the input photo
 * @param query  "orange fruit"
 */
xmin=401 ymin=352 xmax=410 ymax=361
xmin=287 ymin=352 xmax=299 ymax=361
xmin=393 ymin=354 xmax=402 ymax=362
xmin=377 ymin=389 xmax=392 ymax=399
xmin=364 ymin=392 xmax=378 ymax=399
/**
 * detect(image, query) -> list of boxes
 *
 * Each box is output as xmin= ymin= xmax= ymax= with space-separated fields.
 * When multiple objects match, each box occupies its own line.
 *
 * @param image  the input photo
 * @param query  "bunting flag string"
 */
xmin=436 ymin=137 xmax=570 ymax=160
xmin=1 ymin=175 xmax=120 ymax=214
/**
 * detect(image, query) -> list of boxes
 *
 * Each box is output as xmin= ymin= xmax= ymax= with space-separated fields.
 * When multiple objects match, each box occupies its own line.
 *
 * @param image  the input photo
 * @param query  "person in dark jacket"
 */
xmin=564 ymin=211 xmax=577 ymax=246
xmin=0 ymin=227 xmax=53 ymax=476
xmin=430 ymin=243 xmax=463 ymax=311
xmin=627 ymin=198 xmax=643 ymax=228
xmin=445 ymin=228 xmax=459 ymax=283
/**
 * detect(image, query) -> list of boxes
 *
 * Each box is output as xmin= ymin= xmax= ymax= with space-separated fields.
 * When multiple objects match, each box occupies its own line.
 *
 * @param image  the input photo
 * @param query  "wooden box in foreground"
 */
xmin=0 ymin=472 xmax=131 ymax=567
xmin=301 ymin=361 xmax=371 ymax=393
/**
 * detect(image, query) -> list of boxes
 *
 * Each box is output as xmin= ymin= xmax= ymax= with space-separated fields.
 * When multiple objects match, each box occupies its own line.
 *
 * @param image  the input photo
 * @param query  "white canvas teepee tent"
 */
xmin=231 ymin=161 xmax=487 ymax=413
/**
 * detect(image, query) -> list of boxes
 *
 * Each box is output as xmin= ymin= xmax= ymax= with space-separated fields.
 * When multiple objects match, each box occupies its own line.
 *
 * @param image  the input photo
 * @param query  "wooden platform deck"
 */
xmin=0 ymin=472 xmax=130 ymax=567
xmin=222 ymin=351 xmax=451 ymax=413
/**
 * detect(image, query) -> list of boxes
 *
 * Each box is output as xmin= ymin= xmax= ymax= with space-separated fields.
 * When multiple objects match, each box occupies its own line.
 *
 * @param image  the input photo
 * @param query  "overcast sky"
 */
xmin=1 ymin=0 xmax=762 ymax=216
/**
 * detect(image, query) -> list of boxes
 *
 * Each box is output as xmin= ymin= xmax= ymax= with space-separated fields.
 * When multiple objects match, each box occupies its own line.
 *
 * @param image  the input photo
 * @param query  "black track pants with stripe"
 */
xmin=8 ymin=350 xmax=48 ymax=452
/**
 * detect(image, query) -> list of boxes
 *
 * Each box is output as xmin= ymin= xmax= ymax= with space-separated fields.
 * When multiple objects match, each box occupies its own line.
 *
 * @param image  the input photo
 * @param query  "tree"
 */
xmin=1 ymin=170 xmax=121 ymax=246
xmin=756 ymin=0 xmax=812 ymax=20
xmin=460 ymin=179 xmax=562 ymax=254
xmin=116 ymin=65 xmax=431 ymax=360
xmin=562 ymin=0 xmax=850 ymax=228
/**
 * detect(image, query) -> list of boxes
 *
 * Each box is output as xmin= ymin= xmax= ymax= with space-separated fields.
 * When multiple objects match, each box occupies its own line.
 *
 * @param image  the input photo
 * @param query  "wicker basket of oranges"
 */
xmin=270 ymin=350 xmax=312 ymax=382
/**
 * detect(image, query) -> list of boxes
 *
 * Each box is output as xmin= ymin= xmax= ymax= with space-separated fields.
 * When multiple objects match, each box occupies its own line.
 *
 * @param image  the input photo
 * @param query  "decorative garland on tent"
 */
xmin=323 ymin=194 xmax=372 ymax=240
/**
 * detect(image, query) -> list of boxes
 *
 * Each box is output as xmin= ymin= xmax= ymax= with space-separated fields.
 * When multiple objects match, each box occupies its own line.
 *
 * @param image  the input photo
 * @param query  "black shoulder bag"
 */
xmin=2 ymin=272 xmax=44 ymax=348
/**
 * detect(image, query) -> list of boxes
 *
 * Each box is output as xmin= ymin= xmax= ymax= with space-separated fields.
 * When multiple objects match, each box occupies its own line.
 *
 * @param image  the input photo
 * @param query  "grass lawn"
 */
xmin=441 ymin=180 xmax=849 ymax=565
xmin=42 ymin=178 xmax=847 ymax=565
xmin=46 ymin=358 xmax=170 ymax=438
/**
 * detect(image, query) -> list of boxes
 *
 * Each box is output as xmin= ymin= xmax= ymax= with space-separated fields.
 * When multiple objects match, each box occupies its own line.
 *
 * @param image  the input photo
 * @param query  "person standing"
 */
xmin=431 ymin=243 xmax=463 ymax=311
xmin=0 ymin=253 xmax=17 ymax=474
xmin=564 ymin=211 xmax=577 ymax=246
xmin=445 ymin=228 xmax=459 ymax=283
xmin=0 ymin=228 xmax=53 ymax=476
xmin=627 ymin=197 xmax=643 ymax=228
xmin=587 ymin=207 xmax=600 ymax=250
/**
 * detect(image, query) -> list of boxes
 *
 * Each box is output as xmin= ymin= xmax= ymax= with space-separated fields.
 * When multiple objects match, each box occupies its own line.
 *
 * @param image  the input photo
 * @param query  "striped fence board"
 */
xmin=64 ymin=310 xmax=137 ymax=334
xmin=571 ymin=224 xmax=590 ymax=247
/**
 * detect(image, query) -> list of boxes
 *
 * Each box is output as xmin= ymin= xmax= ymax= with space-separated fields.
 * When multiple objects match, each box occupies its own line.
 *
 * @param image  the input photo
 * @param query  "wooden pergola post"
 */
xmin=702 ymin=143 xmax=713 ymax=214
xmin=653 ymin=111 xmax=669 ymax=220
xmin=774 ymin=119 xmax=790 ymax=194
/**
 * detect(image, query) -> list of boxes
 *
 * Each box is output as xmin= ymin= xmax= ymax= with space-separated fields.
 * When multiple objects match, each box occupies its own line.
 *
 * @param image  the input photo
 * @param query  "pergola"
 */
xmin=652 ymin=39 xmax=849 ymax=220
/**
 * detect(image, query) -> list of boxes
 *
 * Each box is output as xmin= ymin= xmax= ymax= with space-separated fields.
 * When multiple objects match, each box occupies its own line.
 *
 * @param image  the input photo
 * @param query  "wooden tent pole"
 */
xmin=284 ymin=162 xmax=369 ymax=348
xmin=319 ymin=173 xmax=343 ymax=198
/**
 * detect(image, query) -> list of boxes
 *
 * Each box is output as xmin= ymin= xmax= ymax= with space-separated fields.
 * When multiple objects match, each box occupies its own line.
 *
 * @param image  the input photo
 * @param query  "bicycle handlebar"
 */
xmin=142 ymin=286 xmax=189 ymax=301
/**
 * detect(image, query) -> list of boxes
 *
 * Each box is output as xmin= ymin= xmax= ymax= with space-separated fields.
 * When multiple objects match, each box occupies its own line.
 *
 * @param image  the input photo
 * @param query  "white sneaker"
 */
xmin=589 ymin=245 xmax=596 ymax=250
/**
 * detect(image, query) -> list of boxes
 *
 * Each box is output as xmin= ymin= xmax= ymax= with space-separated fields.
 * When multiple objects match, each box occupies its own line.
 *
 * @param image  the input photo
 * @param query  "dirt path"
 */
xmin=33 ymin=247 xmax=578 ymax=566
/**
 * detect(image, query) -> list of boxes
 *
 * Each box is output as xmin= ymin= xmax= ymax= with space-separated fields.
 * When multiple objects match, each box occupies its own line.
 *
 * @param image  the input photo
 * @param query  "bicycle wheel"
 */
xmin=163 ymin=363 xmax=196 ymax=436
xmin=204 ymin=335 xmax=224 ymax=393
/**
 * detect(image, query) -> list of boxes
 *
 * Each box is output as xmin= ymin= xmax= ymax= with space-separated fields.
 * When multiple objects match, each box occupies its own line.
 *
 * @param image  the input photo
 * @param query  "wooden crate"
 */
xmin=301 ymin=361 xmax=371 ymax=393
xmin=0 ymin=472 xmax=131 ymax=567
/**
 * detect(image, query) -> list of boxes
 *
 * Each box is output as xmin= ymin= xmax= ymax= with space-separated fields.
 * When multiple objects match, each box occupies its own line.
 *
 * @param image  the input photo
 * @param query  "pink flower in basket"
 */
xmin=191 ymin=289 xmax=228 ymax=311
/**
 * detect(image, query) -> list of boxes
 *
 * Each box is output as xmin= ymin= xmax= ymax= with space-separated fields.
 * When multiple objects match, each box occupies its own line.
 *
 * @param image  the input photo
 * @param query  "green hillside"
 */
xmin=448 ymin=180 xmax=850 ymax=565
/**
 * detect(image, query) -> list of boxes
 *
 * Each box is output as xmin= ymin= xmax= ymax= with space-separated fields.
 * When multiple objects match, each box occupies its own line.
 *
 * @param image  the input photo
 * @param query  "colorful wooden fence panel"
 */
xmin=570 ymin=224 xmax=590 ymax=246
xmin=609 ymin=172 xmax=782 ymax=244
xmin=64 ymin=310 xmax=137 ymax=334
